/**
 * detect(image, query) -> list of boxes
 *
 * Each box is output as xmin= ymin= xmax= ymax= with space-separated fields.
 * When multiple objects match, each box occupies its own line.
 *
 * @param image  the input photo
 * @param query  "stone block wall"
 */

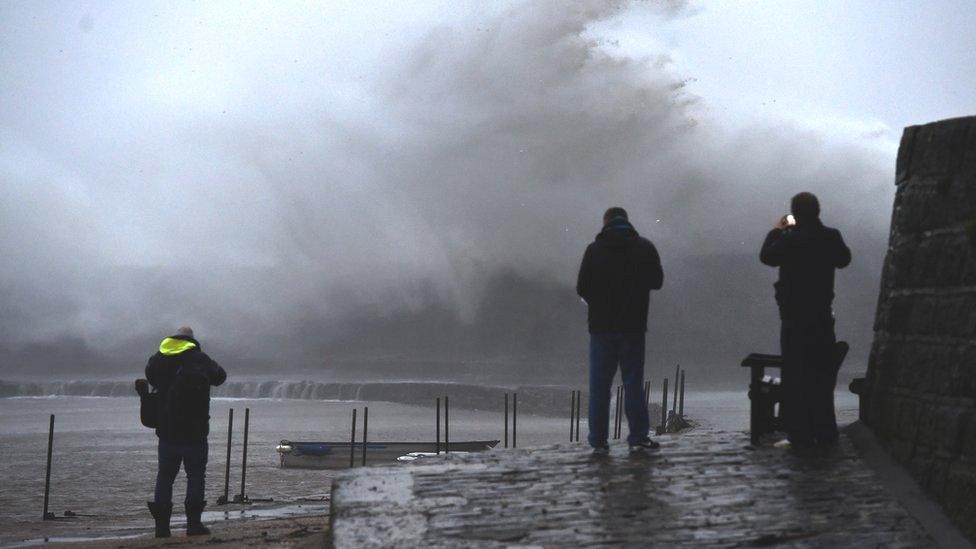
xmin=865 ymin=115 xmax=976 ymax=540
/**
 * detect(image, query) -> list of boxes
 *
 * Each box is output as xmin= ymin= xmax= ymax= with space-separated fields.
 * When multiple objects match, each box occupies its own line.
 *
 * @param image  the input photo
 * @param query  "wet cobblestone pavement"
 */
xmin=331 ymin=424 xmax=934 ymax=547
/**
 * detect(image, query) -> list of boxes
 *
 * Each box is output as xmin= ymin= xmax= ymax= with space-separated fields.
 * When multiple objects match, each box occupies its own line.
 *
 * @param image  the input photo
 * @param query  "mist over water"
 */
xmin=1 ymin=1 xmax=896 ymax=384
xmin=0 ymin=379 xmax=611 ymax=416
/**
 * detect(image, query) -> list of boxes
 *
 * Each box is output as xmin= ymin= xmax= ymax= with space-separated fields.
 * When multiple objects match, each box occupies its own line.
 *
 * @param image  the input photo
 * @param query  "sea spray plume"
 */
xmin=0 ymin=1 xmax=892 ymax=379
xmin=310 ymin=0 xmax=890 ymax=366
xmin=362 ymin=0 xmax=699 ymax=318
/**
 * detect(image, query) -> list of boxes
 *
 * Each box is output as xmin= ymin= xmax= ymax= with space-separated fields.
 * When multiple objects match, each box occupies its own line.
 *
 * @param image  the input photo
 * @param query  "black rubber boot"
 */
xmin=184 ymin=501 xmax=211 ymax=536
xmin=146 ymin=501 xmax=172 ymax=538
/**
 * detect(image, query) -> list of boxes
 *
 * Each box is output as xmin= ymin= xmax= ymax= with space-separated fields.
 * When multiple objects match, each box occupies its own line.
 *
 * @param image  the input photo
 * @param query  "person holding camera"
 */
xmin=760 ymin=192 xmax=851 ymax=449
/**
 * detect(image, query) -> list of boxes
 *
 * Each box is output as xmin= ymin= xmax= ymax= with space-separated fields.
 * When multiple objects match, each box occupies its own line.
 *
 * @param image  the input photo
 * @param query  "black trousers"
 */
xmin=154 ymin=438 xmax=208 ymax=504
xmin=780 ymin=312 xmax=838 ymax=445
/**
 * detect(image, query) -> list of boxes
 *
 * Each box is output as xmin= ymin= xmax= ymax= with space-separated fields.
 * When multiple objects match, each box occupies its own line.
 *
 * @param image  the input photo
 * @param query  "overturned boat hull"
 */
xmin=276 ymin=440 xmax=499 ymax=469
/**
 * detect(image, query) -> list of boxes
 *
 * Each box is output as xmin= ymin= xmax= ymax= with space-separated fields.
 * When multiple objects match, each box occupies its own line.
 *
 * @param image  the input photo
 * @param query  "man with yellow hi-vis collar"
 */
xmin=144 ymin=326 xmax=226 ymax=538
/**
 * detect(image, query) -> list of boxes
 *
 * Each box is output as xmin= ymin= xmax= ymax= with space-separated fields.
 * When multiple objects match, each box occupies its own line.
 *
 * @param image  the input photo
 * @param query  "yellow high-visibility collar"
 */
xmin=159 ymin=337 xmax=197 ymax=356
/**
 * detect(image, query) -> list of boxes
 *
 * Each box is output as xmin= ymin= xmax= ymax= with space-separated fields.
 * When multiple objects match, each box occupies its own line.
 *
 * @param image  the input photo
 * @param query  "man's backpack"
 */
xmin=134 ymin=378 xmax=158 ymax=428
xmin=160 ymin=365 xmax=211 ymax=430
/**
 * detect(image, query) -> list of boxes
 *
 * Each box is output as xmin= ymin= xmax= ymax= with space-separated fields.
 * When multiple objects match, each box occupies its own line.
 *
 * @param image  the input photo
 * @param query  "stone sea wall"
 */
xmin=865 ymin=115 xmax=976 ymax=540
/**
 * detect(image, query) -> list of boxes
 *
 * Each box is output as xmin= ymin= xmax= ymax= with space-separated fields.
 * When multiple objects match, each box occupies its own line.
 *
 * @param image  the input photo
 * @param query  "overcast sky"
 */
xmin=1 ymin=1 xmax=973 ymax=370
xmin=626 ymin=1 xmax=976 ymax=141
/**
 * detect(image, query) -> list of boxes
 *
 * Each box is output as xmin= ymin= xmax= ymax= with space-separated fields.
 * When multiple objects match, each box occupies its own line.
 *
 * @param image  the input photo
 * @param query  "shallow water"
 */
xmin=0 ymin=388 xmax=859 ymax=544
xmin=0 ymin=395 xmax=573 ymax=544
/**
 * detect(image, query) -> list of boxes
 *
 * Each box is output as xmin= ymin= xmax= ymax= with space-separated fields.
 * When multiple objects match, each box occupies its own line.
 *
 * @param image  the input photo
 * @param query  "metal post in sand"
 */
xmin=673 ymin=365 xmax=680 ymax=415
xmin=661 ymin=378 xmax=669 ymax=432
xmin=42 ymin=414 xmax=54 ymax=520
xmin=239 ymin=407 xmax=249 ymax=503
xmin=512 ymin=393 xmax=518 ymax=448
xmin=362 ymin=406 xmax=368 ymax=466
xmin=504 ymin=393 xmax=509 ymax=448
xmin=569 ymin=390 xmax=576 ymax=442
xmin=349 ymin=408 xmax=357 ymax=468
xmin=575 ymin=390 xmax=582 ymax=442
xmin=223 ymin=408 xmax=233 ymax=504
xmin=679 ymin=370 xmax=686 ymax=418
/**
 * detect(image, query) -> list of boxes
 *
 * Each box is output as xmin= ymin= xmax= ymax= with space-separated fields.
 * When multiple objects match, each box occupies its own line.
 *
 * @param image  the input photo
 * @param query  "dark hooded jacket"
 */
xmin=759 ymin=218 xmax=851 ymax=319
xmin=576 ymin=219 xmax=664 ymax=333
xmin=145 ymin=335 xmax=226 ymax=443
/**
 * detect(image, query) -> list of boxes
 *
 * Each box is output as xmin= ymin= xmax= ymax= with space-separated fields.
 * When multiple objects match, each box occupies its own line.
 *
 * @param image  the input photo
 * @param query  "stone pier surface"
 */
xmin=330 ymin=425 xmax=940 ymax=548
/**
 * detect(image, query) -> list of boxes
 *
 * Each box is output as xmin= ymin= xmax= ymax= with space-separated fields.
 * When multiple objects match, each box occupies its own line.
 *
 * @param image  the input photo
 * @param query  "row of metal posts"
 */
xmin=608 ymin=379 xmax=654 ymax=440
xmin=40 ymin=376 xmax=687 ymax=515
xmin=40 ymin=393 xmax=524 ymax=512
xmin=343 ymin=372 xmax=688 ymax=469
xmin=345 ymin=392 xmax=523 ymax=470
xmin=569 ymin=390 xmax=581 ymax=442
xmin=40 ymin=392 xmax=523 ymax=513
xmin=659 ymin=365 xmax=687 ymax=434
xmin=220 ymin=407 xmax=252 ymax=505
xmin=504 ymin=393 xmax=518 ymax=448
xmin=41 ymin=407 xmax=254 ymax=520
xmin=580 ymin=366 xmax=687 ymax=441
xmin=347 ymin=407 xmax=371 ymax=467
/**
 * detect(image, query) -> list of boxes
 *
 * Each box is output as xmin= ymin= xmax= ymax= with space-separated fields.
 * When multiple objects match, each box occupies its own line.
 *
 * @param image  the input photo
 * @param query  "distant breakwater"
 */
xmin=0 ymin=380 xmax=617 ymax=417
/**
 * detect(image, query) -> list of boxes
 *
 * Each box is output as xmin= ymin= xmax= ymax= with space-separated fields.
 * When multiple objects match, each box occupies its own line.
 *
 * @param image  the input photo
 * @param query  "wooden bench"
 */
xmin=741 ymin=342 xmax=849 ymax=445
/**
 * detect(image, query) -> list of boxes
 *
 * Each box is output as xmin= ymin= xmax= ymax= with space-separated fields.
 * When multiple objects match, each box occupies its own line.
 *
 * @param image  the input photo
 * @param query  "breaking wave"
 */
xmin=0 ymin=379 xmax=626 ymax=417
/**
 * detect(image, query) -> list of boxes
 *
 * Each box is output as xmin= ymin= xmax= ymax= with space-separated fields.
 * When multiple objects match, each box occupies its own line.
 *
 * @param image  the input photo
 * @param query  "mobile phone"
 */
xmin=786 ymin=214 xmax=796 ymax=226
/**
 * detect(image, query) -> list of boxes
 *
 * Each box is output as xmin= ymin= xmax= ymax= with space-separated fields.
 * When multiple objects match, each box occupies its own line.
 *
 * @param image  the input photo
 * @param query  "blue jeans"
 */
xmin=588 ymin=332 xmax=650 ymax=447
xmin=154 ymin=439 xmax=208 ymax=504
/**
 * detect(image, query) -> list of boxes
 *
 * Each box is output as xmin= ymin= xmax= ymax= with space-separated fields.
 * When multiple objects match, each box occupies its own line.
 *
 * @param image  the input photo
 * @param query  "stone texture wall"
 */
xmin=866 ymin=115 xmax=976 ymax=540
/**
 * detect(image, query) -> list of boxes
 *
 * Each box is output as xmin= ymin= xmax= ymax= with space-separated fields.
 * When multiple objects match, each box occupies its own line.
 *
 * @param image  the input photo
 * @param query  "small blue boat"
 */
xmin=276 ymin=440 xmax=499 ymax=469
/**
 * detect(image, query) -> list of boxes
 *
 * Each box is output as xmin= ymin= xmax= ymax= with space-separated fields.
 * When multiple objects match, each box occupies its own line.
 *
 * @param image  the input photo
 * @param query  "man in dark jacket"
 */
xmin=145 ymin=326 xmax=226 ymax=537
xmin=760 ymin=192 xmax=851 ymax=448
xmin=577 ymin=207 xmax=664 ymax=454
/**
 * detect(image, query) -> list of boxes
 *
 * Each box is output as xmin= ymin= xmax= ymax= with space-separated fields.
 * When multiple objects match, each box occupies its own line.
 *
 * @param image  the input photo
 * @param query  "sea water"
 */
xmin=0 ymin=394 xmax=571 ymax=544
xmin=0 ymin=389 xmax=858 ymax=545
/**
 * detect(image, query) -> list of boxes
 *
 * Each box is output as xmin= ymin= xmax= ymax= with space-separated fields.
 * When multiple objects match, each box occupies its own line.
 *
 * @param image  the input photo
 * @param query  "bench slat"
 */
xmin=740 ymin=353 xmax=783 ymax=368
